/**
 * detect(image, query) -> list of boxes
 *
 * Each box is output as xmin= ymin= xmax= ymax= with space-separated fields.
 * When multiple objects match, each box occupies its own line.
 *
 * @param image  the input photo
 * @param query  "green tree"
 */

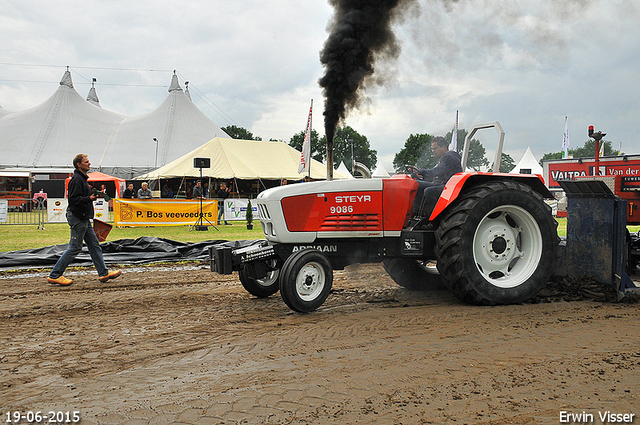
xmin=290 ymin=126 xmax=378 ymax=172
xmin=289 ymin=129 xmax=324 ymax=162
xmin=464 ymin=140 xmax=490 ymax=171
xmin=393 ymin=133 xmax=434 ymax=172
xmin=222 ymin=125 xmax=260 ymax=140
xmin=493 ymin=153 xmax=515 ymax=173
xmin=328 ymin=126 xmax=377 ymax=171
xmin=540 ymin=151 xmax=563 ymax=165
xmin=572 ymin=139 xmax=613 ymax=158
xmin=444 ymin=129 xmax=489 ymax=171
xmin=393 ymin=130 xmax=490 ymax=173
xmin=540 ymin=139 xmax=616 ymax=166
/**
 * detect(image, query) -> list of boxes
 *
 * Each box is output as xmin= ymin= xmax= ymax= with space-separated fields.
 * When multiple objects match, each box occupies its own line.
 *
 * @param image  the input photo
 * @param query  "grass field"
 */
xmin=2 ymin=218 xmax=638 ymax=253
xmin=0 ymin=221 xmax=264 ymax=253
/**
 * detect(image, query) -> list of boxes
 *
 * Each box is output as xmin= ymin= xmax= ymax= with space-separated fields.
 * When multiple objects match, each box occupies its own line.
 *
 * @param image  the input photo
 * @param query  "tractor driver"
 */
xmin=407 ymin=136 xmax=462 ymax=220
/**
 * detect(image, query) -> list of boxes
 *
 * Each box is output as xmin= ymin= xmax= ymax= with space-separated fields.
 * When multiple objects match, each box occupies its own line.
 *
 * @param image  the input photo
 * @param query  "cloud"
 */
xmin=1 ymin=0 xmax=639 ymax=171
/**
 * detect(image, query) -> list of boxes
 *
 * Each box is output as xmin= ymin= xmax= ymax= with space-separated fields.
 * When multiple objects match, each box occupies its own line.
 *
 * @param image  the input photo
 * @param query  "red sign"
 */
xmin=544 ymin=156 xmax=640 ymax=189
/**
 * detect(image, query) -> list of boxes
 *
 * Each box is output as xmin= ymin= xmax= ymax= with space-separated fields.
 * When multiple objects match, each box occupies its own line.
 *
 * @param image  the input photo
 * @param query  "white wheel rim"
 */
xmin=295 ymin=261 xmax=326 ymax=301
xmin=472 ymin=205 xmax=543 ymax=289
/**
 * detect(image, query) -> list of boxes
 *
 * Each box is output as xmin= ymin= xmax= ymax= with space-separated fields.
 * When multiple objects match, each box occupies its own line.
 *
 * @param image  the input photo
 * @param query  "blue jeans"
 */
xmin=412 ymin=182 xmax=445 ymax=218
xmin=218 ymin=201 xmax=229 ymax=224
xmin=49 ymin=211 xmax=108 ymax=278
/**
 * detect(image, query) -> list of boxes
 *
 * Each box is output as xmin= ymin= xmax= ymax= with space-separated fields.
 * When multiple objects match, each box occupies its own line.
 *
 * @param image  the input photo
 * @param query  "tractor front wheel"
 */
xmin=279 ymin=249 xmax=333 ymax=313
xmin=435 ymin=180 xmax=558 ymax=305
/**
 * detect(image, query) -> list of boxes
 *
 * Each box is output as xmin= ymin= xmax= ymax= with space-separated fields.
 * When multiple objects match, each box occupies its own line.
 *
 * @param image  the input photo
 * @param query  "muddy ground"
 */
xmin=1 ymin=263 xmax=638 ymax=425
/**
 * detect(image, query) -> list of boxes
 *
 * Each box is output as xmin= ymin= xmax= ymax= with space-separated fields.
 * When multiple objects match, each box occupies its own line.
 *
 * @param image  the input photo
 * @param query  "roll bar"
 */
xmin=462 ymin=122 xmax=505 ymax=172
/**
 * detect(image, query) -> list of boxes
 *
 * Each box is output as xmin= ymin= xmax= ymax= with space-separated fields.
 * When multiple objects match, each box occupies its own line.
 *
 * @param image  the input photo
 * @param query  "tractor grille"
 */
xmin=258 ymin=203 xmax=270 ymax=220
xmin=320 ymin=213 xmax=381 ymax=230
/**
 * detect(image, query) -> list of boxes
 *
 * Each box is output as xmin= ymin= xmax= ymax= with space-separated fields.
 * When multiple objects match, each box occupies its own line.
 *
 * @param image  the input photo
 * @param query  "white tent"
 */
xmin=86 ymin=79 xmax=100 ymax=107
xmin=337 ymin=161 xmax=355 ymax=179
xmin=135 ymin=137 xmax=350 ymax=181
xmin=372 ymin=164 xmax=390 ymax=178
xmin=0 ymin=70 xmax=125 ymax=169
xmin=98 ymin=73 xmax=231 ymax=175
xmin=510 ymin=147 xmax=543 ymax=175
xmin=0 ymin=69 xmax=231 ymax=178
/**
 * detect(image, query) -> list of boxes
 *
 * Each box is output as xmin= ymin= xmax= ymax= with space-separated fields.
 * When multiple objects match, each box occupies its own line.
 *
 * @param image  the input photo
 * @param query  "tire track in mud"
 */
xmin=2 ymin=263 xmax=639 ymax=424
xmin=1 ymin=266 xmax=420 ymax=393
xmin=74 ymin=301 xmax=640 ymax=423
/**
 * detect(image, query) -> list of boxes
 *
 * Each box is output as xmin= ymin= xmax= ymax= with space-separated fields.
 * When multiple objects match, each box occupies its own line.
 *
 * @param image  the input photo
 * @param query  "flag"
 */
xmin=599 ymin=140 xmax=605 ymax=157
xmin=450 ymin=110 xmax=459 ymax=151
xmin=298 ymin=100 xmax=313 ymax=174
xmin=562 ymin=116 xmax=569 ymax=159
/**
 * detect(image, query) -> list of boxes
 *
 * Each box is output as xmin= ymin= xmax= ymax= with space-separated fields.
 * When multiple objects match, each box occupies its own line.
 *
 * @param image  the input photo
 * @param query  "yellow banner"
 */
xmin=114 ymin=199 xmax=218 ymax=226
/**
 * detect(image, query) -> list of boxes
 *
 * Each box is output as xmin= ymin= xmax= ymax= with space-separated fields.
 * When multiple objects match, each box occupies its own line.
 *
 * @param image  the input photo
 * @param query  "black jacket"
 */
xmin=417 ymin=150 xmax=463 ymax=186
xmin=216 ymin=188 xmax=230 ymax=200
xmin=67 ymin=169 xmax=94 ymax=220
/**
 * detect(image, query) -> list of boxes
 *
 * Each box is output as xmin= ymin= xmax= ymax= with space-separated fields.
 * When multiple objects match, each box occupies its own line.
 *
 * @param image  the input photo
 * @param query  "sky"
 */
xmin=1 ymin=0 xmax=639 ymax=172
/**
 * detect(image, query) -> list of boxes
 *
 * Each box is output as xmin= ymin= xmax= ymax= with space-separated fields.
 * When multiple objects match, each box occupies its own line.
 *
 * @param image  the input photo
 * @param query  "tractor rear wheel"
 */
xmin=435 ymin=180 xmax=558 ymax=305
xmin=382 ymin=258 xmax=443 ymax=291
xmin=279 ymin=249 xmax=333 ymax=313
xmin=239 ymin=259 xmax=280 ymax=298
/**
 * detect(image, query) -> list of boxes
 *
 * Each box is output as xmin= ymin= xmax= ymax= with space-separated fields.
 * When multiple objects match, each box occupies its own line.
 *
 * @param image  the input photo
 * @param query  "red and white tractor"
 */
xmin=210 ymin=123 xmax=559 ymax=312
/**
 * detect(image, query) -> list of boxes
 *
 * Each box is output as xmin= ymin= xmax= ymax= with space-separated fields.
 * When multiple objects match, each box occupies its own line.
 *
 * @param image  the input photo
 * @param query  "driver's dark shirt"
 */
xmin=416 ymin=150 xmax=462 ymax=186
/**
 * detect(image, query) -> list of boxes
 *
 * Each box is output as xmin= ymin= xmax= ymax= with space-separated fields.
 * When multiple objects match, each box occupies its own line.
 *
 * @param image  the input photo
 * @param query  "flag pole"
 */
xmin=308 ymin=99 xmax=312 ymax=180
xmin=562 ymin=116 xmax=569 ymax=159
xmin=450 ymin=110 xmax=459 ymax=151
xmin=298 ymin=99 xmax=313 ymax=178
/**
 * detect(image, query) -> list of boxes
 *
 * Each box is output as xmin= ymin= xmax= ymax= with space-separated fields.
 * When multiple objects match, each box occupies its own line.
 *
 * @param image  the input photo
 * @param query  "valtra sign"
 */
xmin=543 ymin=155 xmax=640 ymax=190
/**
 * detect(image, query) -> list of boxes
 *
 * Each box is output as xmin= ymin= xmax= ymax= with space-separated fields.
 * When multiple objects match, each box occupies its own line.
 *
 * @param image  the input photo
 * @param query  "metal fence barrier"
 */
xmin=0 ymin=198 xmax=46 ymax=229
xmin=0 ymin=198 xmax=114 ymax=229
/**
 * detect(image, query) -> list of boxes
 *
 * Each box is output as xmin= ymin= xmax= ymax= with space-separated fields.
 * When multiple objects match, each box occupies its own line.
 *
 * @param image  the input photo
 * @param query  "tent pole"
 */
xmin=233 ymin=177 xmax=239 ymax=198
xmin=177 ymin=176 xmax=186 ymax=197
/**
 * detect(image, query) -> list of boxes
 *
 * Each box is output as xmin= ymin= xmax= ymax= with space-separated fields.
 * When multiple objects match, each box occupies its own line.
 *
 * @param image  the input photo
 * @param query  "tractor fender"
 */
xmin=429 ymin=172 xmax=553 ymax=221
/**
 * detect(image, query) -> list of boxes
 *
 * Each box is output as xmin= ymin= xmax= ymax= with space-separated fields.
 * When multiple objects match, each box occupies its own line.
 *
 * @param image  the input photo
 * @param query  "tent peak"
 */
xmin=59 ymin=67 xmax=73 ymax=89
xmin=86 ymin=78 xmax=100 ymax=107
xmin=184 ymin=81 xmax=192 ymax=101
xmin=372 ymin=163 xmax=390 ymax=178
xmin=168 ymin=71 xmax=183 ymax=93
xmin=510 ymin=146 xmax=543 ymax=175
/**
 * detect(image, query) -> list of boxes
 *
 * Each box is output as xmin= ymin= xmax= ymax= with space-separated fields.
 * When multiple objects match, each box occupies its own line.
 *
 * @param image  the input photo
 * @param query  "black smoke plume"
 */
xmin=319 ymin=0 xmax=414 ymax=173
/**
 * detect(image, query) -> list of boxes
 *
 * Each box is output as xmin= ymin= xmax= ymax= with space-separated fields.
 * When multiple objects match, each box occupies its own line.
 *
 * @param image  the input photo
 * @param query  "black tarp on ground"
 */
xmin=0 ymin=237 xmax=260 ymax=271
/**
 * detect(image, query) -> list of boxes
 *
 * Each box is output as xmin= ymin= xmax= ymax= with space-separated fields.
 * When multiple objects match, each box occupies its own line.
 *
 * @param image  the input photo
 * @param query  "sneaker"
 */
xmin=99 ymin=270 xmax=122 ymax=283
xmin=48 ymin=276 xmax=73 ymax=286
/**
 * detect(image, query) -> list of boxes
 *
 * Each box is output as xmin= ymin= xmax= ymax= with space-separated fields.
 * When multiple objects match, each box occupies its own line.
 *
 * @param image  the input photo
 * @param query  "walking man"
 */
xmin=47 ymin=154 xmax=122 ymax=286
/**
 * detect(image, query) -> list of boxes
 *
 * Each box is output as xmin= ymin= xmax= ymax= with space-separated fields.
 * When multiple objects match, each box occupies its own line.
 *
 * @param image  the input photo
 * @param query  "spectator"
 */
xmin=162 ymin=183 xmax=174 ymax=198
xmin=192 ymin=180 xmax=204 ymax=199
xmin=123 ymin=183 xmax=135 ymax=199
xmin=137 ymin=182 xmax=153 ymax=199
xmin=216 ymin=183 xmax=231 ymax=225
xmin=99 ymin=184 xmax=111 ymax=201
